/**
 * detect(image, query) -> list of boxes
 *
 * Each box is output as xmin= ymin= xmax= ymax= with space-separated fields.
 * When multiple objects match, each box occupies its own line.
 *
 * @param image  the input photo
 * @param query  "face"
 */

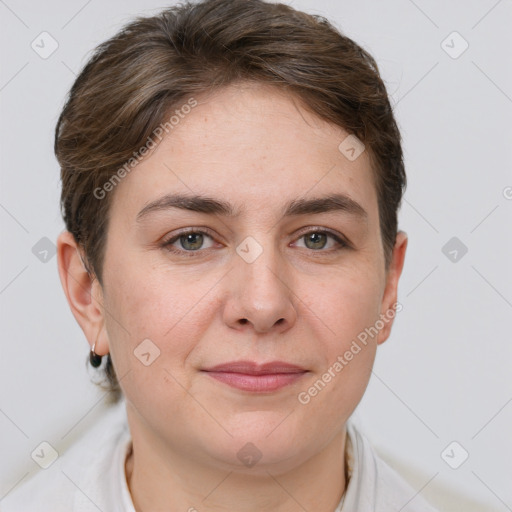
xmin=69 ymin=82 xmax=406 ymax=474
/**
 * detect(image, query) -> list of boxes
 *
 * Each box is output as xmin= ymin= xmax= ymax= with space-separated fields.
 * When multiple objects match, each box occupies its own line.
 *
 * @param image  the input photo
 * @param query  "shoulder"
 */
xmin=0 ymin=399 xmax=129 ymax=512
xmin=344 ymin=421 xmax=439 ymax=512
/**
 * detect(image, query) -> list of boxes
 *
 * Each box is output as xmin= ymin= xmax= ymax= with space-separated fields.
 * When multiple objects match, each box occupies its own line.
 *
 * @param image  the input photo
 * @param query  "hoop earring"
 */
xmin=89 ymin=342 xmax=103 ymax=368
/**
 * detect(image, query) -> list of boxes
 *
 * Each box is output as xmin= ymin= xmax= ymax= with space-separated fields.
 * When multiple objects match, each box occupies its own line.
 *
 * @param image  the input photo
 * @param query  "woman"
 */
xmin=2 ymin=0 xmax=438 ymax=510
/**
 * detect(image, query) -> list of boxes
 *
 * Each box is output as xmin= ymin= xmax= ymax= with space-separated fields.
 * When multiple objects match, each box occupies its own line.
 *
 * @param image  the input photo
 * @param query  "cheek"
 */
xmin=305 ymin=267 xmax=383 ymax=350
xmin=103 ymin=261 xmax=219 ymax=372
xmin=295 ymin=270 xmax=381 ymax=417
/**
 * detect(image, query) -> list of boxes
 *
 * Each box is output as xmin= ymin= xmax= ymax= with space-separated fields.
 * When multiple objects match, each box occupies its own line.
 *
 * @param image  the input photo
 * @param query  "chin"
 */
xmin=199 ymin=415 xmax=309 ymax=472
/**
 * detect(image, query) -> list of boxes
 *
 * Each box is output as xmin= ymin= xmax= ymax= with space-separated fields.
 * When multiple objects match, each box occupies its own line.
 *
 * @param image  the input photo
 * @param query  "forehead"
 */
xmin=110 ymin=82 xmax=378 ymax=223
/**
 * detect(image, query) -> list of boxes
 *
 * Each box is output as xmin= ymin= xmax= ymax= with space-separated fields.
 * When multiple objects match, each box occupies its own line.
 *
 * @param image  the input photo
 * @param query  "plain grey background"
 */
xmin=1 ymin=0 xmax=511 ymax=510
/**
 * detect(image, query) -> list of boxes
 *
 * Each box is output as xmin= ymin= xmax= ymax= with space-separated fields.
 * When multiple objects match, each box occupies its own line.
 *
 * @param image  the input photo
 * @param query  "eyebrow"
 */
xmin=136 ymin=192 xmax=368 ymax=223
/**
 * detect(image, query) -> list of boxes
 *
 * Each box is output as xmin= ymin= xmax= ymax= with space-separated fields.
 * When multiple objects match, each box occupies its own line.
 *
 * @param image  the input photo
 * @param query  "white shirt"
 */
xmin=1 ymin=398 xmax=439 ymax=511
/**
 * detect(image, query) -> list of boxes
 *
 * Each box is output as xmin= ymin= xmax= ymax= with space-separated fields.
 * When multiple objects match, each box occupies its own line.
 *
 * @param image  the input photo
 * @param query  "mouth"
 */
xmin=201 ymin=360 xmax=308 ymax=393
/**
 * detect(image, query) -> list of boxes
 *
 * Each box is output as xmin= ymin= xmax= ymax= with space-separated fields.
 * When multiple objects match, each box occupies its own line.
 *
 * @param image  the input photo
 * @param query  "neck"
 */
xmin=124 ymin=425 xmax=348 ymax=512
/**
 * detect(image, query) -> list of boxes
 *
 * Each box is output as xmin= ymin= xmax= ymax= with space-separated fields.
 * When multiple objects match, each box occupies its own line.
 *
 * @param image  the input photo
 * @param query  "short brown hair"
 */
xmin=55 ymin=0 xmax=406 ymax=403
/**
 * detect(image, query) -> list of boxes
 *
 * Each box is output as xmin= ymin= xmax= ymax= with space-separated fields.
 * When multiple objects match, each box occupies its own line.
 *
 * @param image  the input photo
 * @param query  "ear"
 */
xmin=376 ymin=230 xmax=408 ymax=345
xmin=56 ymin=230 xmax=109 ymax=356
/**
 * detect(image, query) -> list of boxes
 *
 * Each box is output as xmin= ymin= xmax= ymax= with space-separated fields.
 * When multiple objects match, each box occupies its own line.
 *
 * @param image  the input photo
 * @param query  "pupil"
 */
xmin=307 ymin=233 xmax=325 ymax=249
xmin=183 ymin=233 xmax=202 ymax=250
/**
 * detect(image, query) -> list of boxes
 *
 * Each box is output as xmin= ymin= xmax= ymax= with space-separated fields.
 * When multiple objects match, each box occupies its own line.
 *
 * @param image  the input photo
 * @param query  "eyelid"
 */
xmin=161 ymin=226 xmax=217 ymax=243
xmin=292 ymin=225 xmax=350 ymax=247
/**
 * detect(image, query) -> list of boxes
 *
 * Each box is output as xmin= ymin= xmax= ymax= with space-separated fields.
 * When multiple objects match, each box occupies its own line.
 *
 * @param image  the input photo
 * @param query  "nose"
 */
xmin=222 ymin=240 xmax=297 ymax=334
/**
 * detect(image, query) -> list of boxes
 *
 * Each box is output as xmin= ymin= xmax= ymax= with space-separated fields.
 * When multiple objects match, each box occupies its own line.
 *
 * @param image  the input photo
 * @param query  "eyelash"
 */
xmin=160 ymin=227 xmax=350 ymax=257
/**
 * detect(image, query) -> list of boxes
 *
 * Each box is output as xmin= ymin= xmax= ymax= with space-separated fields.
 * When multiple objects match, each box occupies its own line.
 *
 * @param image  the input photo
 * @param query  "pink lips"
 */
xmin=201 ymin=361 xmax=307 ymax=392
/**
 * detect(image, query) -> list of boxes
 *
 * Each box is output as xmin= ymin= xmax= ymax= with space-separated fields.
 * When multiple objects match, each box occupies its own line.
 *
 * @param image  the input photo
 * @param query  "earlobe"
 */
xmin=376 ymin=230 xmax=408 ymax=345
xmin=56 ymin=230 xmax=109 ymax=356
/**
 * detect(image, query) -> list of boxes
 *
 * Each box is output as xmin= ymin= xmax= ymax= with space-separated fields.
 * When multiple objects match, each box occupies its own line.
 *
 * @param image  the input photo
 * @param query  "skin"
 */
xmin=57 ymin=81 xmax=407 ymax=512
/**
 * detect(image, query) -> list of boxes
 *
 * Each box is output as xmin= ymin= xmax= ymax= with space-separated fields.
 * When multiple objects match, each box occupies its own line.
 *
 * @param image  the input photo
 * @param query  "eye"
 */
xmin=293 ymin=229 xmax=348 ymax=252
xmin=161 ymin=229 xmax=216 ymax=255
xmin=160 ymin=227 xmax=349 ymax=257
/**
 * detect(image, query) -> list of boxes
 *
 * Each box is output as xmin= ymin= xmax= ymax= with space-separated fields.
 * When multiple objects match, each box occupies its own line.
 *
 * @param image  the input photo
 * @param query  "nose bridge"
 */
xmin=224 ymin=232 xmax=296 ymax=332
xmin=236 ymin=234 xmax=285 ymax=298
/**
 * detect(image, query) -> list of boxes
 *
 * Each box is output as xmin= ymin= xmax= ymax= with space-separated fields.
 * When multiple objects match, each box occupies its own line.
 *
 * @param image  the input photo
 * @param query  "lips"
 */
xmin=202 ymin=360 xmax=307 ymax=375
xmin=201 ymin=360 xmax=308 ymax=392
